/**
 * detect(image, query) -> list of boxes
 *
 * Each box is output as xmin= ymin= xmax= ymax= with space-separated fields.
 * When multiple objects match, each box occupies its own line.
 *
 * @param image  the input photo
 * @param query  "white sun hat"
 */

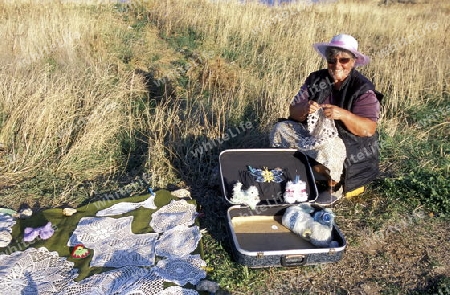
xmin=313 ymin=34 xmax=370 ymax=67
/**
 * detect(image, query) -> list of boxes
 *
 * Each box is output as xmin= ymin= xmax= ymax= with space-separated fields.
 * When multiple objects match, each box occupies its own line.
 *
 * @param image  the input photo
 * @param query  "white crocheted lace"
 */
xmin=0 ymin=247 xmax=77 ymax=295
xmin=153 ymin=254 xmax=207 ymax=286
xmin=159 ymin=286 xmax=199 ymax=295
xmin=1 ymin=196 xmax=204 ymax=293
xmin=155 ymin=225 xmax=202 ymax=259
xmin=96 ymin=194 xmax=157 ymax=217
xmin=0 ymin=213 xmax=15 ymax=230
xmin=68 ymin=216 xmax=158 ymax=268
xmin=60 ymin=266 xmax=163 ymax=295
xmin=68 ymin=216 xmax=133 ymax=247
xmin=0 ymin=213 xmax=15 ymax=247
xmin=270 ymin=109 xmax=347 ymax=181
xmin=89 ymin=232 xmax=158 ymax=268
xmin=301 ymin=109 xmax=346 ymax=181
xmin=300 ymin=108 xmax=340 ymax=149
xmin=150 ymin=200 xmax=197 ymax=233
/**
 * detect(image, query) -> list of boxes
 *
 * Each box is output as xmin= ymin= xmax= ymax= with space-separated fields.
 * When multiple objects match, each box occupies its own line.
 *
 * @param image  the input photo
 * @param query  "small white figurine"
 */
xmin=283 ymin=175 xmax=308 ymax=204
xmin=229 ymin=182 xmax=260 ymax=210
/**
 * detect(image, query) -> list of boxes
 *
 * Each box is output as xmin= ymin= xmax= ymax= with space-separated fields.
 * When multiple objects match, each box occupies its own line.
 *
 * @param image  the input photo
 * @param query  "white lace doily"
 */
xmin=67 ymin=216 xmax=159 ymax=268
xmin=89 ymin=232 xmax=158 ymax=268
xmin=96 ymin=194 xmax=157 ymax=217
xmin=0 ymin=230 xmax=12 ymax=248
xmin=301 ymin=109 xmax=347 ymax=181
xmin=150 ymin=200 xmax=197 ymax=233
xmin=0 ymin=247 xmax=77 ymax=295
xmin=67 ymin=216 xmax=133 ymax=247
xmin=300 ymin=108 xmax=340 ymax=149
xmin=155 ymin=225 xmax=201 ymax=259
xmin=0 ymin=213 xmax=15 ymax=230
xmin=153 ymin=254 xmax=206 ymax=286
xmin=60 ymin=266 xmax=163 ymax=295
xmin=0 ymin=213 xmax=16 ymax=247
xmin=159 ymin=286 xmax=199 ymax=295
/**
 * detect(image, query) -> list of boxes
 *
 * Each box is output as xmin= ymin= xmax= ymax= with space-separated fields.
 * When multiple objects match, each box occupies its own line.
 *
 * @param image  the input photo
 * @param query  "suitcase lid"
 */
xmin=219 ymin=149 xmax=318 ymax=206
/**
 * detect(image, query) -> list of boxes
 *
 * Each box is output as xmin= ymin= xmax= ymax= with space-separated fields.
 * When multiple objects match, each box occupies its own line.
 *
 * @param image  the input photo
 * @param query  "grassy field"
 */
xmin=0 ymin=0 xmax=449 ymax=293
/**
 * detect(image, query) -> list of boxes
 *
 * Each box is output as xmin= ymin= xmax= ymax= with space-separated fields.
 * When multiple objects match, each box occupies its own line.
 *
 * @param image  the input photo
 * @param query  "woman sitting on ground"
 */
xmin=270 ymin=34 xmax=383 ymax=203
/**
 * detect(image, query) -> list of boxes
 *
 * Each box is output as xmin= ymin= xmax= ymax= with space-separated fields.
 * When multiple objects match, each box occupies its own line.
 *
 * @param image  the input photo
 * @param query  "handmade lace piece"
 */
xmin=270 ymin=109 xmax=347 ymax=181
xmin=89 ymin=232 xmax=158 ymax=267
xmin=153 ymin=254 xmax=207 ymax=286
xmin=67 ymin=216 xmax=159 ymax=268
xmin=283 ymin=176 xmax=308 ymax=204
xmin=67 ymin=216 xmax=133 ymax=247
xmin=230 ymin=182 xmax=260 ymax=210
xmin=282 ymin=204 xmax=336 ymax=248
xmin=59 ymin=266 xmax=163 ymax=295
xmin=24 ymin=221 xmax=54 ymax=242
xmin=247 ymin=166 xmax=284 ymax=183
xmin=0 ymin=231 xmax=12 ymax=248
xmin=150 ymin=200 xmax=197 ymax=233
xmin=0 ymin=213 xmax=15 ymax=247
xmin=96 ymin=193 xmax=157 ymax=217
xmin=155 ymin=225 xmax=201 ymax=259
xmin=159 ymin=286 xmax=199 ymax=295
xmin=0 ymin=213 xmax=15 ymax=230
xmin=0 ymin=247 xmax=77 ymax=295
xmin=302 ymin=108 xmax=340 ymax=148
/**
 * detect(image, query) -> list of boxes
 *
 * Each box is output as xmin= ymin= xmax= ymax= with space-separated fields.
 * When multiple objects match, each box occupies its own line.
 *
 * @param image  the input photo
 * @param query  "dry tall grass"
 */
xmin=143 ymin=0 xmax=449 ymax=174
xmin=146 ymin=0 xmax=449 ymax=118
xmin=0 ymin=0 xmax=448 ymax=195
xmin=0 ymin=3 xmax=147 ymax=179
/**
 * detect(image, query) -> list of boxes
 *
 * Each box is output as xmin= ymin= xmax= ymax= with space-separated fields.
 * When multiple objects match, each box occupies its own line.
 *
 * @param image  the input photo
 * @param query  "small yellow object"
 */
xmin=301 ymin=229 xmax=312 ymax=241
xmin=345 ymin=186 xmax=365 ymax=198
xmin=261 ymin=167 xmax=274 ymax=182
xmin=201 ymin=266 xmax=214 ymax=272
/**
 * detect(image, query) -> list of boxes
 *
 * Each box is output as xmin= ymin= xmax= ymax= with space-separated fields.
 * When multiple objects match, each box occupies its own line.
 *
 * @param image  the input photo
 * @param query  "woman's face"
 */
xmin=327 ymin=51 xmax=356 ymax=84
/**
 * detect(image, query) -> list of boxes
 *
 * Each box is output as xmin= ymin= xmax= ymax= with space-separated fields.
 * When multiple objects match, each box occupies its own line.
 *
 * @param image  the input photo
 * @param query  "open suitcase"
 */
xmin=219 ymin=149 xmax=346 ymax=268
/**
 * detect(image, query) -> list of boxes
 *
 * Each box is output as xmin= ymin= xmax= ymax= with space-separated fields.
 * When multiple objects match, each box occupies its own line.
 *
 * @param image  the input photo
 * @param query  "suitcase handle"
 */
xmin=281 ymin=254 xmax=307 ymax=267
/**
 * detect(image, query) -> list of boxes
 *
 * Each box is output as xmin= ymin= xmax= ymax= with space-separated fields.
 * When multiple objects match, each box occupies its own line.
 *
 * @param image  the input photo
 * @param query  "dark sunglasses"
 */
xmin=327 ymin=57 xmax=353 ymax=65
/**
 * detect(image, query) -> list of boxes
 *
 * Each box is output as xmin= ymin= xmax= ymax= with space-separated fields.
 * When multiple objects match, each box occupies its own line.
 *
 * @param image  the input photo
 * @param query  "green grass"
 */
xmin=375 ymin=101 xmax=450 ymax=217
xmin=409 ymin=276 xmax=450 ymax=295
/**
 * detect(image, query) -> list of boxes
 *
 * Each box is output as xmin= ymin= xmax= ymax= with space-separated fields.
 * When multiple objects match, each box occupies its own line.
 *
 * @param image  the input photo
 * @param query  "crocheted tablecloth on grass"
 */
xmin=0 ymin=190 xmax=204 ymax=294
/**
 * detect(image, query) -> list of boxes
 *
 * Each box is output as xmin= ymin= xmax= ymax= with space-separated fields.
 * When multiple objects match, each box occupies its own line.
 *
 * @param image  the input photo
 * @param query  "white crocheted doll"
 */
xmin=283 ymin=175 xmax=308 ymax=204
xmin=230 ymin=182 xmax=260 ymax=210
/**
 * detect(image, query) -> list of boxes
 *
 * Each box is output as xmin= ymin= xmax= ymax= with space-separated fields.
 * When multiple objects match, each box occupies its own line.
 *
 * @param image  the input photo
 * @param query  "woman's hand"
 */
xmin=321 ymin=104 xmax=347 ymax=120
xmin=289 ymin=100 xmax=322 ymax=121
xmin=308 ymin=101 xmax=321 ymax=114
xmin=322 ymin=103 xmax=376 ymax=137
